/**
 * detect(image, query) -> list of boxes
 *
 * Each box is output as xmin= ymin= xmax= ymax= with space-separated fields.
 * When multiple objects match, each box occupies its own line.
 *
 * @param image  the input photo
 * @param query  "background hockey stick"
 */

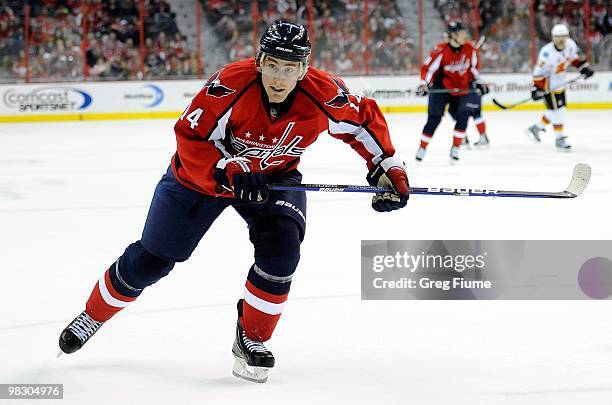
xmin=269 ymin=163 xmax=591 ymax=199
xmin=474 ymin=34 xmax=486 ymax=49
xmin=427 ymin=88 xmax=483 ymax=94
xmin=492 ymin=75 xmax=584 ymax=110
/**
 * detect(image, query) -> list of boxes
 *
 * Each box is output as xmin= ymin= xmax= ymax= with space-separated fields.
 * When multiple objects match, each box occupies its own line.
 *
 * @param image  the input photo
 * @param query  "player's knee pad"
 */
xmin=453 ymin=112 xmax=469 ymax=131
xmin=248 ymin=216 xmax=301 ymax=295
xmin=110 ymin=241 xmax=176 ymax=296
xmin=423 ymin=115 xmax=443 ymax=134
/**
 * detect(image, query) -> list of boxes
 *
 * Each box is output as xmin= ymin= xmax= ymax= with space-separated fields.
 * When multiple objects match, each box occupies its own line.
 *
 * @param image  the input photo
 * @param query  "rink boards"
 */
xmin=0 ymin=72 xmax=610 ymax=122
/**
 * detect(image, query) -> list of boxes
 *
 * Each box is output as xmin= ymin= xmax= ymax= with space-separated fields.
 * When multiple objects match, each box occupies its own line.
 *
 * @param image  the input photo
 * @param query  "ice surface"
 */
xmin=1 ymin=110 xmax=611 ymax=404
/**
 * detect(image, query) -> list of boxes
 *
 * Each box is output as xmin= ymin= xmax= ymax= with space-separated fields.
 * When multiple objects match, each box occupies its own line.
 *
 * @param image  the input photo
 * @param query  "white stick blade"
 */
xmin=565 ymin=163 xmax=591 ymax=197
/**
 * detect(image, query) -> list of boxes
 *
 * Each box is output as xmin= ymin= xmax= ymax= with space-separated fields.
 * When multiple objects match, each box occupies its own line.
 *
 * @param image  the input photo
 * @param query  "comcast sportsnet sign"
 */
xmin=3 ymin=87 xmax=92 ymax=112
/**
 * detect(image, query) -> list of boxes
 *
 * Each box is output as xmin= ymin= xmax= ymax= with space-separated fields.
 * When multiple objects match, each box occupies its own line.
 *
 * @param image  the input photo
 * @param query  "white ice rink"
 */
xmin=1 ymin=110 xmax=611 ymax=404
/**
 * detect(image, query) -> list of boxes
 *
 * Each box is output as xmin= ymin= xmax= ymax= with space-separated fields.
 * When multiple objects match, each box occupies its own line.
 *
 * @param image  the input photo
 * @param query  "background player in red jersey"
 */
xmin=57 ymin=21 xmax=410 ymax=383
xmin=415 ymin=22 xmax=489 ymax=163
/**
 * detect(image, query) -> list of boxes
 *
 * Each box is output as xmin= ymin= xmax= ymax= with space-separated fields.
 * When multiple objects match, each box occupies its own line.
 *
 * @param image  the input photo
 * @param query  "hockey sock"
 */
xmin=242 ymin=280 xmax=288 ymax=342
xmin=474 ymin=117 xmax=486 ymax=135
xmin=242 ymin=216 xmax=300 ymax=342
xmin=85 ymin=264 xmax=139 ymax=322
xmin=553 ymin=124 xmax=564 ymax=139
xmin=420 ymin=133 xmax=433 ymax=149
xmin=538 ymin=114 xmax=551 ymax=130
xmin=452 ymin=129 xmax=465 ymax=147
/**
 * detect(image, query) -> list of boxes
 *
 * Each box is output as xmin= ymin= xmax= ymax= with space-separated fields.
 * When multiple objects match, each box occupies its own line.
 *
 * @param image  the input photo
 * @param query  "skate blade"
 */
xmin=232 ymin=357 xmax=269 ymax=383
xmin=556 ymin=147 xmax=572 ymax=153
xmin=56 ymin=351 xmax=63 ymax=358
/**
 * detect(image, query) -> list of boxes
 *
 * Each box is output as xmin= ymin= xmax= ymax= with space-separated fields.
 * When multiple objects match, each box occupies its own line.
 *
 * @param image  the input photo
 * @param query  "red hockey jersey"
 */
xmin=421 ymin=41 xmax=480 ymax=95
xmin=171 ymin=58 xmax=396 ymax=197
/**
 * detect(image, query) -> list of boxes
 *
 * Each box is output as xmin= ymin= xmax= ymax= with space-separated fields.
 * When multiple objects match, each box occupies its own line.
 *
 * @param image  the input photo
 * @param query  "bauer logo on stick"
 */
xmin=427 ymin=188 xmax=499 ymax=195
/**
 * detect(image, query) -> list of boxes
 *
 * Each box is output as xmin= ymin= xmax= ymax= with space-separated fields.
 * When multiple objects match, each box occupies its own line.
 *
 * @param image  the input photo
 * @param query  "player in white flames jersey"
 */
xmin=525 ymin=24 xmax=594 ymax=150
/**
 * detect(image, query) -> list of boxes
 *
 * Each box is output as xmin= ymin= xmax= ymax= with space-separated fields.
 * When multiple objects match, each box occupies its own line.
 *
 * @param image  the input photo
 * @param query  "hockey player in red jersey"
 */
xmin=415 ymin=22 xmax=489 ymax=162
xmin=58 ymin=21 xmax=410 ymax=383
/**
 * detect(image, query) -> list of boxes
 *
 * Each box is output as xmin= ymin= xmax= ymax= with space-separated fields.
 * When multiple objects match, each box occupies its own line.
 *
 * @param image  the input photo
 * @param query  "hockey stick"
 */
xmin=492 ymin=75 xmax=584 ymax=110
xmin=427 ymin=88 xmax=483 ymax=94
xmin=474 ymin=35 xmax=486 ymax=50
xmin=269 ymin=163 xmax=591 ymax=199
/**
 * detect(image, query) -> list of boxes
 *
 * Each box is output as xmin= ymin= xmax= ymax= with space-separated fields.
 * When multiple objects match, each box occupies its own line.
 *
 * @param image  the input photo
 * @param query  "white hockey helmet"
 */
xmin=551 ymin=24 xmax=569 ymax=37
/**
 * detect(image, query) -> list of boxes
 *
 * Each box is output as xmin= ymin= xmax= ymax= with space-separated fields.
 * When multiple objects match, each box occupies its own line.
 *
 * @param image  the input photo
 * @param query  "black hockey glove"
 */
xmin=578 ymin=62 xmax=594 ymax=79
xmin=214 ymin=157 xmax=269 ymax=203
xmin=531 ymin=87 xmax=546 ymax=101
xmin=416 ymin=83 xmax=429 ymax=97
xmin=366 ymin=156 xmax=410 ymax=212
xmin=474 ymin=80 xmax=489 ymax=95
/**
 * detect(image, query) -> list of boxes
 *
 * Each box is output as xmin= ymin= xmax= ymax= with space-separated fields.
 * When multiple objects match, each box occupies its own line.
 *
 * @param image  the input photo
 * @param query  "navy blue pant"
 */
xmin=109 ymin=167 xmax=306 ymax=299
xmin=463 ymin=91 xmax=482 ymax=120
xmin=422 ymin=92 xmax=469 ymax=135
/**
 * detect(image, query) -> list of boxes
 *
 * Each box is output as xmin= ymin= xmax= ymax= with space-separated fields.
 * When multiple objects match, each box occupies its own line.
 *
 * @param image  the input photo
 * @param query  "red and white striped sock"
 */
xmin=85 ymin=268 xmax=138 ymax=322
xmin=453 ymin=129 xmax=465 ymax=147
xmin=420 ymin=133 xmax=433 ymax=149
xmin=242 ymin=281 xmax=288 ymax=342
xmin=474 ymin=117 xmax=486 ymax=135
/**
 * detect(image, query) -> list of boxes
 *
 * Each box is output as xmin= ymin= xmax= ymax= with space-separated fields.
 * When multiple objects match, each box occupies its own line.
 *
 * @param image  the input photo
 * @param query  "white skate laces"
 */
xmin=241 ymin=331 xmax=269 ymax=353
xmin=68 ymin=312 xmax=102 ymax=343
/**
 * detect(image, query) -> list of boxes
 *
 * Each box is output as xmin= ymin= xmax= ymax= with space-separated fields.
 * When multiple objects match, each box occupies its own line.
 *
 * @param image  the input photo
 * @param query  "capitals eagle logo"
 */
xmin=324 ymin=76 xmax=361 ymax=112
xmin=204 ymin=69 xmax=236 ymax=98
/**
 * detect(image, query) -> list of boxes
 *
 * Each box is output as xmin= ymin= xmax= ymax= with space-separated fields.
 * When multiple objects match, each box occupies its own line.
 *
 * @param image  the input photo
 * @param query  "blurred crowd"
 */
xmin=1 ymin=0 xmax=610 ymax=82
xmin=435 ymin=0 xmax=611 ymax=72
xmin=535 ymin=0 xmax=611 ymax=65
xmin=204 ymin=0 xmax=418 ymax=75
xmin=0 ymin=0 xmax=199 ymax=82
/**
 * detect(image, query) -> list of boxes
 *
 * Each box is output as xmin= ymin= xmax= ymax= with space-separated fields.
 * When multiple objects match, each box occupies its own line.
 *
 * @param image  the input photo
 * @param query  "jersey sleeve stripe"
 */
xmin=208 ymin=108 xmax=232 ymax=157
xmin=470 ymin=50 xmax=480 ymax=79
xmin=328 ymin=119 xmax=384 ymax=165
xmin=424 ymin=53 xmax=443 ymax=84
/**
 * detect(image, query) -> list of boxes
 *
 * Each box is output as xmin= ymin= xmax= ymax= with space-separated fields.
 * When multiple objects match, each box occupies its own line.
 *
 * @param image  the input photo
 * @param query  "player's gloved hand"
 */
xmin=579 ymin=63 xmax=594 ymax=79
xmin=366 ymin=156 xmax=410 ymax=212
xmin=474 ymin=80 xmax=489 ymax=95
xmin=416 ymin=83 xmax=430 ymax=97
xmin=214 ymin=157 xmax=269 ymax=203
xmin=531 ymin=87 xmax=546 ymax=101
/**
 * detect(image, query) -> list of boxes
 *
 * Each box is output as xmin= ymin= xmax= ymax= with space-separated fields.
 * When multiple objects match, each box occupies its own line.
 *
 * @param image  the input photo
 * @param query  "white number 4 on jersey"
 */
xmin=180 ymin=102 xmax=203 ymax=129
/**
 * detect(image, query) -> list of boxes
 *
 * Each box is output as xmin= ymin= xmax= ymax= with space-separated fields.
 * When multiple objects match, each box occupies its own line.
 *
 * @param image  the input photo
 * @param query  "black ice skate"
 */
xmin=232 ymin=299 xmax=275 ymax=383
xmin=58 ymin=311 xmax=103 ymax=354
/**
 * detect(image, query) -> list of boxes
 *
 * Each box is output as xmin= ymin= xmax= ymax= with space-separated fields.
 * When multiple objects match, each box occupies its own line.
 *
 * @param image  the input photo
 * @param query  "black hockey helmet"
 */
xmin=447 ymin=21 xmax=466 ymax=34
xmin=258 ymin=20 xmax=311 ymax=63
